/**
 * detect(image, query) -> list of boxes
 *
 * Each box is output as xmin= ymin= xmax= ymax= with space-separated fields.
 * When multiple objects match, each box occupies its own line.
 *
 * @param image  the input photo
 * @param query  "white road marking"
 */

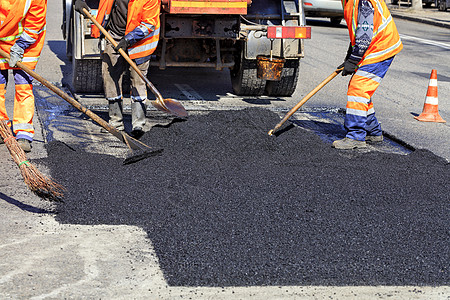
xmin=400 ymin=34 xmax=450 ymax=50
xmin=174 ymin=83 xmax=206 ymax=104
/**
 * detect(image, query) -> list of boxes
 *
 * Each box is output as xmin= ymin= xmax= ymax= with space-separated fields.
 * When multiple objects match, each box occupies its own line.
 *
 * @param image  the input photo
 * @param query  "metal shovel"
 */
xmin=83 ymin=8 xmax=188 ymax=118
xmin=0 ymin=49 xmax=162 ymax=164
xmin=268 ymin=68 xmax=343 ymax=136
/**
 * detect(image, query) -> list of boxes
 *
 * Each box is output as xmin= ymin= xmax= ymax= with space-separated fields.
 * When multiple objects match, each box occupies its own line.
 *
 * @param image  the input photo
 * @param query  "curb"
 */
xmin=390 ymin=11 xmax=450 ymax=29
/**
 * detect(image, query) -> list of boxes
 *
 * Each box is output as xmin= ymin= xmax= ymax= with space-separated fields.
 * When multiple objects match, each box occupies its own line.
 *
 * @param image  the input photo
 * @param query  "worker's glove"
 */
xmin=341 ymin=59 xmax=359 ymax=76
xmin=113 ymin=38 xmax=129 ymax=53
xmin=74 ymin=0 xmax=91 ymax=15
xmin=8 ymin=43 xmax=24 ymax=68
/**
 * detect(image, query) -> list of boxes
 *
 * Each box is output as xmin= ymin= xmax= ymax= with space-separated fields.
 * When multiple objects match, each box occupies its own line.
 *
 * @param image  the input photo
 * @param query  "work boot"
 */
xmin=108 ymin=99 xmax=125 ymax=131
xmin=131 ymin=101 xmax=146 ymax=138
xmin=17 ymin=138 xmax=32 ymax=153
xmin=365 ymin=134 xmax=383 ymax=143
xmin=332 ymin=137 xmax=367 ymax=149
xmin=130 ymin=126 xmax=144 ymax=138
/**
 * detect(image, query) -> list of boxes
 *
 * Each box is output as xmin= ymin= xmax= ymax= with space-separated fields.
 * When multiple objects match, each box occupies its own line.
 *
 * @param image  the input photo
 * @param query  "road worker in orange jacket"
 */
xmin=75 ymin=0 xmax=160 ymax=138
xmin=0 ymin=0 xmax=47 ymax=152
xmin=332 ymin=0 xmax=402 ymax=149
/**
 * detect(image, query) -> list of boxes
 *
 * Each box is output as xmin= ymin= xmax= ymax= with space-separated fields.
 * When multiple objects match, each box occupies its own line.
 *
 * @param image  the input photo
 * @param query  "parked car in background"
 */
xmin=391 ymin=0 xmax=436 ymax=7
xmin=438 ymin=0 xmax=449 ymax=10
xmin=303 ymin=0 xmax=344 ymax=25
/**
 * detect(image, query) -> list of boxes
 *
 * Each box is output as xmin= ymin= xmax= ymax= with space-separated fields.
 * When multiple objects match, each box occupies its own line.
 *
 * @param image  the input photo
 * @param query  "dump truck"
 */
xmin=62 ymin=0 xmax=311 ymax=96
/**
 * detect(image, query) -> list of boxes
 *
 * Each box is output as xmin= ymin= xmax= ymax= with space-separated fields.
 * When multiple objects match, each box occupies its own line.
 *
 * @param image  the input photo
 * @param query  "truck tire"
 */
xmin=72 ymin=58 xmax=103 ymax=93
xmin=265 ymin=59 xmax=300 ymax=97
xmin=230 ymin=51 xmax=266 ymax=96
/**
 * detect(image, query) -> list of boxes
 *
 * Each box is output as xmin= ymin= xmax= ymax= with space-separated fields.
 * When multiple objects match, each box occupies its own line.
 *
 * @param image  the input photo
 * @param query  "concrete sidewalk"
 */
xmin=388 ymin=4 xmax=450 ymax=28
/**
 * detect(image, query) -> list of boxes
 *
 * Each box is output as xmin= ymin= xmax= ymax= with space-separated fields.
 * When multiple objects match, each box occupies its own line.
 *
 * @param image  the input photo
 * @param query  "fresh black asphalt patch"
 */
xmin=42 ymin=108 xmax=449 ymax=287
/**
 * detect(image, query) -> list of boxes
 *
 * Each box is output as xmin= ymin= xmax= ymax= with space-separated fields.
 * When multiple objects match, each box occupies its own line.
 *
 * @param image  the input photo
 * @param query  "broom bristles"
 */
xmin=0 ymin=120 xmax=64 ymax=201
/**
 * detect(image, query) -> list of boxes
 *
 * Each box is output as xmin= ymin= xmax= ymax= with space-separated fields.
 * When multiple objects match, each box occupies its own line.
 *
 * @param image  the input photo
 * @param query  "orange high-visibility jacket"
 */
xmin=92 ymin=0 xmax=161 ymax=61
xmin=0 ymin=0 xmax=47 ymax=70
xmin=343 ymin=0 xmax=402 ymax=66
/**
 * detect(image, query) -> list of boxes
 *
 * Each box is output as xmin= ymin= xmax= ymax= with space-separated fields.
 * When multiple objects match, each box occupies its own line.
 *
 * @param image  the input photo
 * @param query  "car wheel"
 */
xmin=438 ymin=0 xmax=447 ymax=10
xmin=330 ymin=17 xmax=342 ymax=25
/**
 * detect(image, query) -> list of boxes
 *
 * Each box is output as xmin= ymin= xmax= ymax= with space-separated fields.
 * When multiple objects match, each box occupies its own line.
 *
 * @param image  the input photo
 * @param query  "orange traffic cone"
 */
xmin=414 ymin=69 xmax=446 ymax=123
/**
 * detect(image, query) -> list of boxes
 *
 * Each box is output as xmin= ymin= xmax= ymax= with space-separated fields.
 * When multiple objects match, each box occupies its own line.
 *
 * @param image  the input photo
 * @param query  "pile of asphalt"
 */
xmin=43 ymin=108 xmax=449 ymax=287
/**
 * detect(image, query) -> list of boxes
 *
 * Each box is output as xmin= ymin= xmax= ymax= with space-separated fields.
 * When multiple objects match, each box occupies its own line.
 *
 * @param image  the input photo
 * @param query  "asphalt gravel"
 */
xmin=42 ymin=108 xmax=449 ymax=287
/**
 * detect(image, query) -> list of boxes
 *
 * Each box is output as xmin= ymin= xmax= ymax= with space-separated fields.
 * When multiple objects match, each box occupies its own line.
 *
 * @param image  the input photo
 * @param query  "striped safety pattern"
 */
xmin=0 ymin=0 xmax=47 ymax=70
xmin=92 ymin=0 xmax=160 ymax=62
xmin=343 ymin=0 xmax=402 ymax=66
xmin=0 ymin=69 xmax=35 ymax=140
xmin=414 ymin=69 xmax=446 ymax=123
xmin=344 ymin=57 xmax=393 ymax=141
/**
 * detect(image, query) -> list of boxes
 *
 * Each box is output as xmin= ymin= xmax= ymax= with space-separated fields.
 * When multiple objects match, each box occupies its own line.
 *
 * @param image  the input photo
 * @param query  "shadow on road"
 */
xmin=0 ymin=192 xmax=54 ymax=214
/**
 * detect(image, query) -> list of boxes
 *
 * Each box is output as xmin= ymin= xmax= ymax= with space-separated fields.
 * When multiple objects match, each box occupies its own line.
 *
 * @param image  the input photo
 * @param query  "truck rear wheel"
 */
xmin=265 ymin=59 xmax=300 ymax=97
xmin=72 ymin=57 xmax=103 ymax=93
xmin=230 ymin=50 xmax=266 ymax=96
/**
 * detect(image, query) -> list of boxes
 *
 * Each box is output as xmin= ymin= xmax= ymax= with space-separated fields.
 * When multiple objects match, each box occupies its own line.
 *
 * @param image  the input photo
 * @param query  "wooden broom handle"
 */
xmin=268 ymin=68 xmax=343 ymax=135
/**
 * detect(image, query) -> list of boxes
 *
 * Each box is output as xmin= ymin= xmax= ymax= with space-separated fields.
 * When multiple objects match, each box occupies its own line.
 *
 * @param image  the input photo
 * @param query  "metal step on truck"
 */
xmin=62 ymin=0 xmax=311 ymax=97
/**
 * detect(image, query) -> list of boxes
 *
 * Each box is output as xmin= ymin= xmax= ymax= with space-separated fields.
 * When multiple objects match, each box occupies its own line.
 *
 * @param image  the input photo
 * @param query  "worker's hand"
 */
xmin=114 ymin=38 xmax=129 ymax=53
xmin=8 ymin=43 xmax=24 ymax=68
xmin=341 ymin=59 xmax=359 ymax=76
xmin=74 ymin=0 xmax=91 ymax=15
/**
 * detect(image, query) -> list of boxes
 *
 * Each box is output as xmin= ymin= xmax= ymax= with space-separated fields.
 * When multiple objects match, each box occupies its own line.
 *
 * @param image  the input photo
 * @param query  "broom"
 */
xmin=0 ymin=120 xmax=64 ymax=201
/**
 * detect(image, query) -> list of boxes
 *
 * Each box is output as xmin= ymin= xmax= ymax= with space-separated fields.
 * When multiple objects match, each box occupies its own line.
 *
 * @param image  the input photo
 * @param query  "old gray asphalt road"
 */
xmin=0 ymin=0 xmax=448 ymax=298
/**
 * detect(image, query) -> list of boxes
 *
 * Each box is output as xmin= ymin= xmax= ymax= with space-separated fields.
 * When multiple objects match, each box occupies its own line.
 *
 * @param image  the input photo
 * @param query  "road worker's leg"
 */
xmin=12 ymin=69 xmax=35 ymax=142
xmin=102 ymin=38 xmax=126 ymax=131
xmin=344 ymin=57 xmax=394 ymax=141
xmin=129 ymin=59 xmax=149 ymax=136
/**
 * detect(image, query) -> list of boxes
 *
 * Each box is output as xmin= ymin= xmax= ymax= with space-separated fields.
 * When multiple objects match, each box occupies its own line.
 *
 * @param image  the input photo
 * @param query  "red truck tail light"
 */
xmin=267 ymin=26 xmax=311 ymax=39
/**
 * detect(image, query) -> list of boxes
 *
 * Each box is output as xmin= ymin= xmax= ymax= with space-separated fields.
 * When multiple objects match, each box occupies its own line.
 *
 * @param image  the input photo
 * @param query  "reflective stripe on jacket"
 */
xmin=0 ymin=0 xmax=47 ymax=70
xmin=343 ymin=0 xmax=402 ymax=66
xmin=92 ymin=0 xmax=161 ymax=61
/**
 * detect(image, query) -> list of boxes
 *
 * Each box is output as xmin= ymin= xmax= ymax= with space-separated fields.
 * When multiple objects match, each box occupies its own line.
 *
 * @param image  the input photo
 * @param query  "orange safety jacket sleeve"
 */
xmin=125 ymin=0 xmax=160 ymax=46
xmin=126 ymin=0 xmax=160 ymax=63
xmin=17 ymin=1 xmax=47 ymax=50
xmin=343 ymin=0 xmax=402 ymax=66
xmin=0 ymin=0 xmax=47 ymax=69
xmin=92 ymin=0 xmax=160 ymax=63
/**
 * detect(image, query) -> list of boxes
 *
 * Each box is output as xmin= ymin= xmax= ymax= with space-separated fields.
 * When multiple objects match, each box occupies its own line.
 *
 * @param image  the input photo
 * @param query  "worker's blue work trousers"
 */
xmin=345 ymin=57 xmax=394 ymax=141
